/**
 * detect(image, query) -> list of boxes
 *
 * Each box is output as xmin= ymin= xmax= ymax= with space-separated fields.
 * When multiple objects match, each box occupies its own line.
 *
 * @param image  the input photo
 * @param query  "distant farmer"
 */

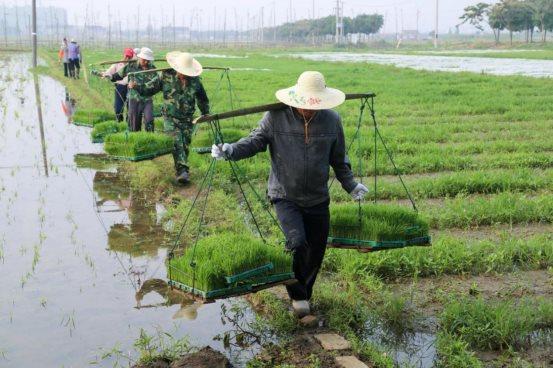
xmin=211 ymin=71 xmax=369 ymax=317
xmin=110 ymin=47 xmax=157 ymax=132
xmin=100 ymin=48 xmax=135 ymax=122
xmin=67 ymin=38 xmax=81 ymax=79
xmin=135 ymin=52 xmax=209 ymax=184
xmin=58 ymin=38 xmax=69 ymax=78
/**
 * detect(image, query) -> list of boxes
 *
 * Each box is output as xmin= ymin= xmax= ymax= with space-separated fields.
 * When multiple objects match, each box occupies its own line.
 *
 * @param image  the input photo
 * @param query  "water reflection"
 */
xmin=32 ymin=71 xmax=48 ymax=176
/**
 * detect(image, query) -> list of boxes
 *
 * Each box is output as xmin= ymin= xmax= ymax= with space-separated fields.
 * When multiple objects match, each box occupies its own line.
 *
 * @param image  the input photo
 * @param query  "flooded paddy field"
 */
xmin=2 ymin=48 xmax=553 ymax=367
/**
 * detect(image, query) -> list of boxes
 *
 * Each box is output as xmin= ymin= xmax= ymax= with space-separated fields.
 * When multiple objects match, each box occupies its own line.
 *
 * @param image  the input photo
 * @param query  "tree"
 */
xmin=488 ymin=3 xmax=506 ymax=43
xmin=528 ymin=0 xmax=553 ymax=42
xmin=500 ymin=0 xmax=533 ymax=44
xmin=459 ymin=3 xmax=491 ymax=31
xmin=351 ymin=14 xmax=384 ymax=34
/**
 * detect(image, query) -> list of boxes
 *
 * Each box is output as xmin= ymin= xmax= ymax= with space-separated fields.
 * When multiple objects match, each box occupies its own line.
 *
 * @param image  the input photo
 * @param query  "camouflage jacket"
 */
xmin=138 ymin=70 xmax=209 ymax=121
xmin=111 ymin=60 xmax=157 ymax=102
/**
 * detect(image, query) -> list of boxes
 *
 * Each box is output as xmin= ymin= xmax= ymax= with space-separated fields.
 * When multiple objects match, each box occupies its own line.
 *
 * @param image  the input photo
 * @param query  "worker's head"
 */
xmin=275 ymin=71 xmax=345 ymax=113
xmin=136 ymin=47 xmax=154 ymax=67
xmin=123 ymin=48 xmax=134 ymax=61
xmin=166 ymin=51 xmax=203 ymax=77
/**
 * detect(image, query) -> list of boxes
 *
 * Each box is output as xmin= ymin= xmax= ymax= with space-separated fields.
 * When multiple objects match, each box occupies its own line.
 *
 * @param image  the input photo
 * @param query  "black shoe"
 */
xmin=176 ymin=170 xmax=190 ymax=185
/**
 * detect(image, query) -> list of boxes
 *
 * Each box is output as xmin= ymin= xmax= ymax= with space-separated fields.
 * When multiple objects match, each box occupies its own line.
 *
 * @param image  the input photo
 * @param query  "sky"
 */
xmin=7 ymin=0 xmax=498 ymax=33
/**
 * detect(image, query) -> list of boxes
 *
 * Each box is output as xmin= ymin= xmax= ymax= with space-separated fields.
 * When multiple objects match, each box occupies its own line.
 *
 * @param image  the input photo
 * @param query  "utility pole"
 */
xmin=434 ymin=0 xmax=439 ymax=48
xmin=260 ymin=7 xmax=264 ymax=45
xmin=416 ymin=9 xmax=420 ymax=40
xmin=4 ymin=5 xmax=9 ymax=48
xmin=32 ymin=0 xmax=37 ymax=67
xmin=273 ymin=2 xmax=276 ymax=43
xmin=173 ymin=4 xmax=176 ymax=47
xmin=223 ymin=9 xmax=227 ymax=46
xmin=107 ymin=4 xmax=112 ymax=48
xmin=335 ymin=0 xmax=339 ymax=43
xmin=136 ymin=6 xmax=140 ymax=45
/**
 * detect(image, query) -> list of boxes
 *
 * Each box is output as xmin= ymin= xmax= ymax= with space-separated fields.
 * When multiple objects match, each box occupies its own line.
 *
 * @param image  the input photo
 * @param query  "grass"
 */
xmin=168 ymin=233 xmax=292 ymax=292
xmin=192 ymin=128 xmax=248 ymax=148
xmin=104 ymin=132 xmax=174 ymax=160
xmin=72 ymin=109 xmax=114 ymax=127
xmin=329 ymin=203 xmax=429 ymax=242
xmin=90 ymin=120 xmax=127 ymax=142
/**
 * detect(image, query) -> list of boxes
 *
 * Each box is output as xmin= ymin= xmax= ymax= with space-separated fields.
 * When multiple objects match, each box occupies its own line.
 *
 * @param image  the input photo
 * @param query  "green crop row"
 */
xmin=91 ymin=120 xmax=127 ymax=142
xmin=324 ymin=233 xmax=553 ymax=279
xmin=104 ymin=132 xmax=174 ymax=159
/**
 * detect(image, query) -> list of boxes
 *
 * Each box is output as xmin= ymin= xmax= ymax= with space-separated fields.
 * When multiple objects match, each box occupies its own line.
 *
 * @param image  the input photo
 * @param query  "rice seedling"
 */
xmin=328 ymin=203 xmax=429 ymax=245
xmin=104 ymin=132 xmax=174 ymax=161
xmin=440 ymin=297 xmax=553 ymax=351
xmin=72 ymin=109 xmax=114 ymax=127
xmin=90 ymin=120 xmax=127 ymax=143
xmin=168 ymin=232 xmax=293 ymax=297
xmin=191 ymin=128 xmax=248 ymax=150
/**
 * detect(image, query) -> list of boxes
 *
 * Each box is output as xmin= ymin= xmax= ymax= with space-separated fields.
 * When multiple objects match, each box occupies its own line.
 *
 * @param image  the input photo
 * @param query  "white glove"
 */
xmin=211 ymin=143 xmax=233 ymax=160
xmin=350 ymin=183 xmax=369 ymax=201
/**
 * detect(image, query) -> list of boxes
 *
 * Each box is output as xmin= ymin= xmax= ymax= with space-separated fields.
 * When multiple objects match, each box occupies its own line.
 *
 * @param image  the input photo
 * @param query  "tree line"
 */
xmin=270 ymin=14 xmax=384 ymax=41
xmin=460 ymin=0 xmax=553 ymax=43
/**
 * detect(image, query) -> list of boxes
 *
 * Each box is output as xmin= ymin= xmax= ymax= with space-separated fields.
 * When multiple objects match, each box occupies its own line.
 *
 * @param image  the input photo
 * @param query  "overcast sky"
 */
xmin=8 ymin=0 xmax=498 ymax=33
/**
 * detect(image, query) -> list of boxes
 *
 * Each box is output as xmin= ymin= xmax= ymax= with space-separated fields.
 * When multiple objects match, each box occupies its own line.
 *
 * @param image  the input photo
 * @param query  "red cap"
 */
xmin=123 ymin=48 xmax=134 ymax=59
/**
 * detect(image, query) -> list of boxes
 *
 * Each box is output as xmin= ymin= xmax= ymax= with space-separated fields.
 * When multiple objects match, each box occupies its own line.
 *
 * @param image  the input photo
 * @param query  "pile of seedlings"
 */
xmin=91 ymin=120 xmax=127 ymax=143
xmin=72 ymin=109 xmax=114 ymax=127
xmin=104 ymin=132 xmax=174 ymax=161
xmin=328 ymin=203 xmax=430 ymax=250
xmin=168 ymin=233 xmax=293 ymax=299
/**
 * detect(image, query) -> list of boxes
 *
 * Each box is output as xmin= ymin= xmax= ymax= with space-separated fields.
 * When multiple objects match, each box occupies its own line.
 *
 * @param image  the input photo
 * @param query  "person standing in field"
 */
xmin=110 ymin=47 xmax=157 ymax=132
xmin=67 ymin=39 xmax=81 ymax=79
xmin=211 ymin=71 xmax=369 ymax=317
xmin=100 ymin=48 xmax=135 ymax=122
xmin=135 ymin=52 xmax=209 ymax=184
xmin=58 ymin=38 xmax=69 ymax=78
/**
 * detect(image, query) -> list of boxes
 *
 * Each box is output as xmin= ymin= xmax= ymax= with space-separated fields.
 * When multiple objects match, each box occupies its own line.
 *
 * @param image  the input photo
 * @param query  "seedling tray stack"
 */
xmin=73 ymin=109 xmax=114 ymax=127
xmin=328 ymin=203 xmax=431 ymax=251
xmin=167 ymin=233 xmax=295 ymax=301
xmin=91 ymin=121 xmax=127 ymax=143
xmin=104 ymin=132 xmax=174 ymax=161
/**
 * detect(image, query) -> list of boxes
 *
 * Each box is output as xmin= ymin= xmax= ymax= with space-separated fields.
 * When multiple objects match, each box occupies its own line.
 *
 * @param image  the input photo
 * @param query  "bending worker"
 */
xmin=135 ymin=52 xmax=209 ymax=185
xmin=100 ymin=48 xmax=134 ymax=122
xmin=110 ymin=47 xmax=157 ymax=132
xmin=211 ymin=71 xmax=368 ymax=317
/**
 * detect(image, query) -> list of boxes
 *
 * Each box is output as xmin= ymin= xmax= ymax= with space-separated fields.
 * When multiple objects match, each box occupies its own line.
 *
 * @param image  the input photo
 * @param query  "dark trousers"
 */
xmin=128 ymin=99 xmax=154 ymax=132
xmin=114 ymin=84 xmax=128 ymax=122
xmin=164 ymin=117 xmax=193 ymax=174
xmin=273 ymin=199 xmax=330 ymax=301
xmin=63 ymin=62 xmax=69 ymax=77
xmin=68 ymin=58 xmax=80 ymax=78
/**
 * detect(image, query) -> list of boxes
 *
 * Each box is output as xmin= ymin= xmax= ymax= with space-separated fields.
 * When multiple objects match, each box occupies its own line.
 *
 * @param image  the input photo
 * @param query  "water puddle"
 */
xmin=0 ymin=54 xmax=261 ymax=367
xmin=284 ymin=52 xmax=553 ymax=78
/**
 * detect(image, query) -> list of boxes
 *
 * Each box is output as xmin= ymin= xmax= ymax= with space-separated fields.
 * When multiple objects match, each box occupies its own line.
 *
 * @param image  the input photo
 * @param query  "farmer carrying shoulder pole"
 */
xmin=100 ymin=48 xmax=135 ymax=122
xmin=211 ymin=71 xmax=369 ymax=317
xmin=67 ymin=38 xmax=81 ymax=79
xmin=135 ymin=52 xmax=209 ymax=185
xmin=110 ymin=47 xmax=157 ymax=132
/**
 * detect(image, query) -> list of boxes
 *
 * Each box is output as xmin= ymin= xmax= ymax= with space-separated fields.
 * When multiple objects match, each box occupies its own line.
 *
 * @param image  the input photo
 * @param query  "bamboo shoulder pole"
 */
xmin=97 ymin=58 xmax=167 ymax=66
xmin=127 ymin=66 xmax=230 ymax=75
xmin=193 ymin=93 xmax=376 ymax=125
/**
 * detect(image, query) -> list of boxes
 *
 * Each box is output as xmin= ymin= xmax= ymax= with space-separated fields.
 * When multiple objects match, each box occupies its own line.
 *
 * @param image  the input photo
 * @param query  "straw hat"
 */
xmin=137 ymin=47 xmax=154 ymax=61
xmin=275 ymin=71 xmax=345 ymax=110
xmin=166 ymin=51 xmax=203 ymax=77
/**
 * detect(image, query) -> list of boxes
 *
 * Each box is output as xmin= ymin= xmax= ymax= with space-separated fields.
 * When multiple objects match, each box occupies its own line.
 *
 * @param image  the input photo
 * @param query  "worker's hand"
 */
xmin=211 ymin=143 xmax=233 ymax=160
xmin=128 ymin=81 xmax=137 ymax=89
xmin=350 ymin=183 xmax=369 ymax=201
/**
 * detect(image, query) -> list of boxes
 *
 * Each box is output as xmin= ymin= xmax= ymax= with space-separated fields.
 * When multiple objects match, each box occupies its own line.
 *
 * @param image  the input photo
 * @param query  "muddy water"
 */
xmin=286 ymin=52 xmax=553 ymax=78
xmin=0 ymin=55 xmax=257 ymax=367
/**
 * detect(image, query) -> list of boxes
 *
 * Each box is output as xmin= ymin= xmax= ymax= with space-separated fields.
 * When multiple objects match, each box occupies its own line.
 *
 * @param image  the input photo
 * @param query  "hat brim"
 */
xmin=137 ymin=53 xmax=154 ymax=61
xmin=275 ymin=86 xmax=345 ymax=110
xmin=166 ymin=51 xmax=203 ymax=77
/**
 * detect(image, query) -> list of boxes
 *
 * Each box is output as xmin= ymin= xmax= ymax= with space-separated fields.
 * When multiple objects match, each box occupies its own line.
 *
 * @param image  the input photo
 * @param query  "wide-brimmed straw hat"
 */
xmin=166 ymin=51 xmax=203 ymax=77
xmin=275 ymin=71 xmax=345 ymax=110
xmin=137 ymin=47 xmax=154 ymax=61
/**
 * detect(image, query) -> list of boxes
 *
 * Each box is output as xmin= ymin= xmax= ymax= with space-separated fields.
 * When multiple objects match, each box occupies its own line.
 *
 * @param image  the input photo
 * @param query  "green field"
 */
xmin=42 ymin=46 xmax=553 ymax=367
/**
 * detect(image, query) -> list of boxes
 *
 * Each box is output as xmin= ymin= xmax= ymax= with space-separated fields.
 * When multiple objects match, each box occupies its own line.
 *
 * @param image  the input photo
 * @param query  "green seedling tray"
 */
xmin=168 ymin=272 xmax=295 ymax=300
xmin=327 ymin=235 xmax=432 ymax=251
xmin=225 ymin=263 xmax=274 ymax=284
xmin=73 ymin=120 xmax=94 ymax=127
xmin=107 ymin=148 xmax=173 ymax=162
xmin=192 ymin=146 xmax=212 ymax=154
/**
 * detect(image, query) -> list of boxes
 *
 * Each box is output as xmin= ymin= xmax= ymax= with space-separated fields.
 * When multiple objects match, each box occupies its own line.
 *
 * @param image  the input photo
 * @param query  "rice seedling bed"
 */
xmin=103 ymin=132 xmax=174 ymax=161
xmin=90 ymin=120 xmax=127 ymax=143
xmin=328 ymin=203 xmax=431 ymax=251
xmin=167 ymin=233 xmax=294 ymax=300
xmin=72 ymin=109 xmax=114 ymax=127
